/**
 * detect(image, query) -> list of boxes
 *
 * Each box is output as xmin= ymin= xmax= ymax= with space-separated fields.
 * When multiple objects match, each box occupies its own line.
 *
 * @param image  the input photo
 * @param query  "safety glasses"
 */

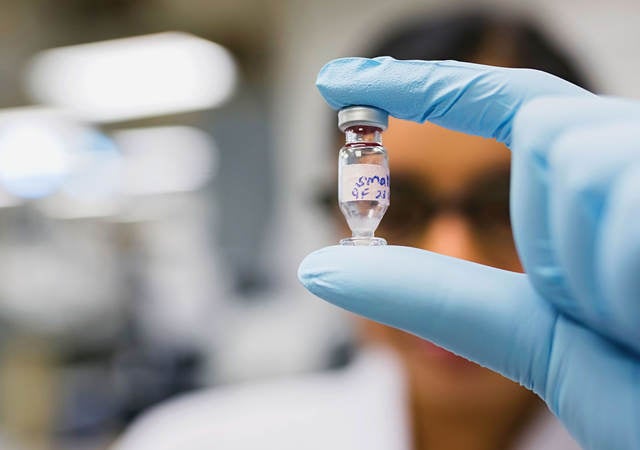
xmin=318 ymin=166 xmax=515 ymax=260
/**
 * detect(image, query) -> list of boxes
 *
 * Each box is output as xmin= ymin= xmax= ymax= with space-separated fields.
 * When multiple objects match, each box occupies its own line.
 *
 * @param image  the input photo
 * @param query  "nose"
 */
xmin=417 ymin=212 xmax=482 ymax=262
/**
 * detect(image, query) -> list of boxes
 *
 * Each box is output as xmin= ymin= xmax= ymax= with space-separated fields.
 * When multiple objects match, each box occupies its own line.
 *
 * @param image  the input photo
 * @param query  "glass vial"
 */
xmin=337 ymin=106 xmax=389 ymax=246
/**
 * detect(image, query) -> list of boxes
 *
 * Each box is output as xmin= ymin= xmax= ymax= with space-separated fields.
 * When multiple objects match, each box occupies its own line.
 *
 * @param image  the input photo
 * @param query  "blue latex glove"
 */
xmin=298 ymin=57 xmax=640 ymax=450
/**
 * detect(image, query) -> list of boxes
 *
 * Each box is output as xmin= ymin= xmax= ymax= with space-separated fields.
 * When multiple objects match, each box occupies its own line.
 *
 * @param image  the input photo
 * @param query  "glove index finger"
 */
xmin=298 ymin=245 xmax=557 ymax=395
xmin=316 ymin=57 xmax=592 ymax=145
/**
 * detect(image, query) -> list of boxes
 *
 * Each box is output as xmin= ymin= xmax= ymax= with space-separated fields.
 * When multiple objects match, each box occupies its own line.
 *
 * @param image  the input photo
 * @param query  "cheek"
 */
xmin=360 ymin=320 xmax=408 ymax=347
xmin=473 ymin=226 xmax=523 ymax=272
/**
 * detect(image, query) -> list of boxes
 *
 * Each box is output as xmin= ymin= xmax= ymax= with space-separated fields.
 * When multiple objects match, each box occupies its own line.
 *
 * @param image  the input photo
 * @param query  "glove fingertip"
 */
xmin=297 ymin=246 xmax=340 ymax=294
xmin=315 ymin=57 xmax=388 ymax=110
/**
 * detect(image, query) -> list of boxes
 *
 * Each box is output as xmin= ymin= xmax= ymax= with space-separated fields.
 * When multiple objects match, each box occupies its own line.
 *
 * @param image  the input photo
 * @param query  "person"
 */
xmin=114 ymin=13 xmax=635 ymax=450
xmin=299 ymin=28 xmax=640 ymax=450
xmin=324 ymin=13 xmax=595 ymax=450
xmin=311 ymin=13 xmax=589 ymax=449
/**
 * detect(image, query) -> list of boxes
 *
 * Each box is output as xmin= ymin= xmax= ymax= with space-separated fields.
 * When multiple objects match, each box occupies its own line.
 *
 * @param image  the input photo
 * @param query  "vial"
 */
xmin=337 ymin=106 xmax=389 ymax=246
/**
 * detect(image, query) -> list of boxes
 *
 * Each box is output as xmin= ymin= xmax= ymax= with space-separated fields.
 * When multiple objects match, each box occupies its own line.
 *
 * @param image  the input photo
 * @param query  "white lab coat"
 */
xmin=113 ymin=349 xmax=581 ymax=450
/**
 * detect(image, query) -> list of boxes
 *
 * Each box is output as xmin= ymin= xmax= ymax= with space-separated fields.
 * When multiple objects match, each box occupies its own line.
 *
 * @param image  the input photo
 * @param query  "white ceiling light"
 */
xmin=0 ymin=108 xmax=81 ymax=199
xmin=26 ymin=32 xmax=237 ymax=123
xmin=37 ymin=130 xmax=123 ymax=219
xmin=113 ymin=126 xmax=217 ymax=196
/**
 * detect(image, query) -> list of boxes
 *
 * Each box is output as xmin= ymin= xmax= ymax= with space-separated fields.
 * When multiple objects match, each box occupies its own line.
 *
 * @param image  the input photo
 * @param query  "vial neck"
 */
xmin=345 ymin=125 xmax=382 ymax=145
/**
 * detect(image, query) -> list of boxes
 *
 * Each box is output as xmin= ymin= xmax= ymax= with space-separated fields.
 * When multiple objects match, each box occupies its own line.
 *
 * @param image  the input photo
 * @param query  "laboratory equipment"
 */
xmin=337 ymin=106 xmax=389 ymax=246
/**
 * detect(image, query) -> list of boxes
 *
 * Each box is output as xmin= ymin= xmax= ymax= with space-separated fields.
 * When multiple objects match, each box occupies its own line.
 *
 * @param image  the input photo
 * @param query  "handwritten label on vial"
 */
xmin=341 ymin=163 xmax=390 ymax=204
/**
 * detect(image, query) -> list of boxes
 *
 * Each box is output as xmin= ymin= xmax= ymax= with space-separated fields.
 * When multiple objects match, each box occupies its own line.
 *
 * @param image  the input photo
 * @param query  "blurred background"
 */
xmin=0 ymin=0 xmax=637 ymax=449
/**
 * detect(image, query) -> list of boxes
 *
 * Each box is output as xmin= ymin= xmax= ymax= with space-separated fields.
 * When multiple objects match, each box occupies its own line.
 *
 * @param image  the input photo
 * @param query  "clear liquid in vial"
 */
xmin=339 ymin=200 xmax=387 ymax=239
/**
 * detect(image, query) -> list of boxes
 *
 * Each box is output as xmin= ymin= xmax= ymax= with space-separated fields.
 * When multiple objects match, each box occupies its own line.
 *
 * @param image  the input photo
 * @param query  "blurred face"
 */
xmin=354 ymin=117 xmax=531 ymax=414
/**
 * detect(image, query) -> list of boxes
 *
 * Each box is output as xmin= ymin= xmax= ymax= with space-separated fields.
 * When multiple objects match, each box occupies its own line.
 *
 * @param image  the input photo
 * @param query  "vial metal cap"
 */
xmin=338 ymin=106 xmax=388 ymax=132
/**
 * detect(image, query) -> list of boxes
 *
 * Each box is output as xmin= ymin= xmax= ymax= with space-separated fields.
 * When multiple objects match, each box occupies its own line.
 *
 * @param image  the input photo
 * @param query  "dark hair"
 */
xmin=320 ymin=11 xmax=592 ymax=212
xmin=368 ymin=11 xmax=591 ymax=90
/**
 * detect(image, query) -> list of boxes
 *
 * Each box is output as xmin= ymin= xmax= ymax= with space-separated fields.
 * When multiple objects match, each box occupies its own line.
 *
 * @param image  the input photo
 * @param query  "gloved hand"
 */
xmin=298 ymin=57 xmax=640 ymax=450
